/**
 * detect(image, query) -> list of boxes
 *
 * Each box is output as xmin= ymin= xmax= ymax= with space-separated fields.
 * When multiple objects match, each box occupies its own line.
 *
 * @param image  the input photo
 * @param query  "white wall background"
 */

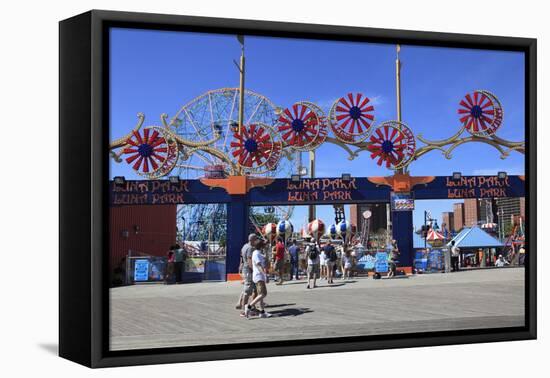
xmin=1 ymin=0 xmax=546 ymax=375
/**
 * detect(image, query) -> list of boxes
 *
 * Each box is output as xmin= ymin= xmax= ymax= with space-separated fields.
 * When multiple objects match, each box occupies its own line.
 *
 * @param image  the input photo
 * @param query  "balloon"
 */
xmin=307 ymin=219 xmax=325 ymax=240
xmin=276 ymin=220 xmax=293 ymax=239
xmin=262 ymin=223 xmax=277 ymax=242
xmin=337 ymin=220 xmax=356 ymax=240
xmin=327 ymin=224 xmax=338 ymax=238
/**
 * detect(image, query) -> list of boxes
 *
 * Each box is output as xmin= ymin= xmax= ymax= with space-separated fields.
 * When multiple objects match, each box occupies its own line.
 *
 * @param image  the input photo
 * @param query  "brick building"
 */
xmin=109 ymin=204 xmax=177 ymax=274
xmin=464 ymin=198 xmax=480 ymax=227
xmin=496 ymin=197 xmax=526 ymax=230
xmin=442 ymin=211 xmax=455 ymax=232
xmin=453 ymin=203 xmax=465 ymax=231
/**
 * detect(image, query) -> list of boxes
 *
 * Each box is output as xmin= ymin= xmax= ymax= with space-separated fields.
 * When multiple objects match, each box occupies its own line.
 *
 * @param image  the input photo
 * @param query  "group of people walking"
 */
xmin=236 ymin=234 xmax=272 ymax=318
xmin=235 ymin=235 xmax=357 ymax=318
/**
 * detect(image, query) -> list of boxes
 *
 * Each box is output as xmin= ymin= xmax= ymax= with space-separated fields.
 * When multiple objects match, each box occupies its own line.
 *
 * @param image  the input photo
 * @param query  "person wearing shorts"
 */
xmin=273 ymin=237 xmax=286 ymax=285
xmin=236 ymin=234 xmax=257 ymax=313
xmin=245 ymin=239 xmax=272 ymax=318
xmin=306 ymin=243 xmax=320 ymax=289
xmin=319 ymin=247 xmax=327 ymax=280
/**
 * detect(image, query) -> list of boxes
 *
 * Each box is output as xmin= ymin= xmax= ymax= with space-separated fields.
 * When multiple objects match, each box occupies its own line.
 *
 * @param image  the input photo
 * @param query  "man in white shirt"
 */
xmin=244 ymin=239 xmax=272 ymax=319
xmin=450 ymin=240 xmax=460 ymax=272
xmin=495 ymin=254 xmax=509 ymax=267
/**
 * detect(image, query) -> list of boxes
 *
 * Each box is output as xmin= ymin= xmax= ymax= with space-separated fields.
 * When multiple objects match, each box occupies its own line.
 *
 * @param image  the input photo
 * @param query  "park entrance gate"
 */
xmin=110 ymin=173 xmax=525 ymax=280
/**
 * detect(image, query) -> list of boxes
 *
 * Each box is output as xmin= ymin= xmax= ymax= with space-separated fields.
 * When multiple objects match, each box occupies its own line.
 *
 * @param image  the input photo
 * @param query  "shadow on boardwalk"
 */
xmin=248 ymin=307 xmax=313 ymax=319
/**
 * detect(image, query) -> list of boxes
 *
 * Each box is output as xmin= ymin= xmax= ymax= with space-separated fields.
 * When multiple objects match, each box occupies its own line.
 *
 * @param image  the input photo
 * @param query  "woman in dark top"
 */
xmin=165 ymin=248 xmax=175 ymax=284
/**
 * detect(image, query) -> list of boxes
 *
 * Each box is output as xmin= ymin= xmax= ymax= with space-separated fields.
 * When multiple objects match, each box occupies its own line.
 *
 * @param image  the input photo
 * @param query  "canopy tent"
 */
xmin=426 ymin=228 xmax=445 ymax=242
xmin=447 ymin=226 xmax=504 ymax=249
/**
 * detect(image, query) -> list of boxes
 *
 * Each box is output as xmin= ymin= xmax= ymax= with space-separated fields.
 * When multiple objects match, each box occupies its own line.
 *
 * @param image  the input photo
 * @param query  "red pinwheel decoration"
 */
xmin=367 ymin=121 xmax=415 ymax=169
xmin=122 ymin=128 xmax=169 ymax=174
xmin=230 ymin=124 xmax=275 ymax=169
xmin=330 ymin=93 xmax=374 ymax=143
xmin=458 ymin=91 xmax=502 ymax=136
xmin=277 ymin=104 xmax=320 ymax=150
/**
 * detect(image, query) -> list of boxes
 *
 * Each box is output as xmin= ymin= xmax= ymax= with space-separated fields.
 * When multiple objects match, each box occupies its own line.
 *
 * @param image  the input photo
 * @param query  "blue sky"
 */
xmin=109 ymin=28 xmax=525 ymax=230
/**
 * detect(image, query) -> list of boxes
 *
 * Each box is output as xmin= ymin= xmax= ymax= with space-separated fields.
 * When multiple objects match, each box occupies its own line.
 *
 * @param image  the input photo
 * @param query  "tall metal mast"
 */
xmin=308 ymin=150 xmax=316 ymax=221
xmin=236 ymin=35 xmax=245 ymax=136
xmin=396 ymin=44 xmax=405 ymax=174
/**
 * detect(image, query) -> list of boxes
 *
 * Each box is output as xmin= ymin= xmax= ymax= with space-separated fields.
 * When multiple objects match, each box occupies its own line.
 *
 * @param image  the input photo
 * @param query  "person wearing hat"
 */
xmin=236 ymin=233 xmax=258 ymax=313
xmin=495 ymin=254 xmax=509 ymax=267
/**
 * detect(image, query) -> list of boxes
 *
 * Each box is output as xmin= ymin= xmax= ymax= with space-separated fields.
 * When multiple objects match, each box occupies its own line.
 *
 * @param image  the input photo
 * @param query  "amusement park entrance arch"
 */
xmin=109 ymin=44 xmax=526 ymax=280
xmin=110 ymin=173 xmax=525 ymax=279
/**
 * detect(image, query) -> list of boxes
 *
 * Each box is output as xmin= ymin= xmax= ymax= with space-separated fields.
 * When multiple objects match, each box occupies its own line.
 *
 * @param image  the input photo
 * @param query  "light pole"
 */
xmin=423 ymin=210 xmax=427 ymax=249
xmin=308 ymin=150 xmax=316 ymax=221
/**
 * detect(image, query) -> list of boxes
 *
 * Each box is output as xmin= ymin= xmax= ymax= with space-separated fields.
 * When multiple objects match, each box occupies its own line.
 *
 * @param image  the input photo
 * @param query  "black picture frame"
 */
xmin=59 ymin=9 xmax=537 ymax=368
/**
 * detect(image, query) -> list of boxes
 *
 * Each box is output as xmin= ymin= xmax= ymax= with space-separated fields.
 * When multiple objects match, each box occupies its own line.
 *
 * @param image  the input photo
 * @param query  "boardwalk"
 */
xmin=110 ymin=267 xmax=525 ymax=351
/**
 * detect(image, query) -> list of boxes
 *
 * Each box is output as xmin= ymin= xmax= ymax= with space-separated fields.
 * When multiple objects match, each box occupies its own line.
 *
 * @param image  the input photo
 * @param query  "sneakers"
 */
xmin=259 ymin=312 xmax=272 ymax=318
xmin=235 ymin=304 xmax=242 ymax=310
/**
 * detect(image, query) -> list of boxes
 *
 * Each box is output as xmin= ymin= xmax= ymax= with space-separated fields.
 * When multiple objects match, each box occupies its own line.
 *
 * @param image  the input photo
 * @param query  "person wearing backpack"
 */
xmin=306 ymin=243 xmax=320 ymax=289
xmin=323 ymin=240 xmax=337 ymax=284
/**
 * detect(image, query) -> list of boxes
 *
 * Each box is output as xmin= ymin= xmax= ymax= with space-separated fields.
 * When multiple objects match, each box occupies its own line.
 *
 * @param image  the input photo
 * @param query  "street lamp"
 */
xmin=452 ymin=172 xmax=462 ymax=180
xmin=497 ymin=171 xmax=507 ymax=179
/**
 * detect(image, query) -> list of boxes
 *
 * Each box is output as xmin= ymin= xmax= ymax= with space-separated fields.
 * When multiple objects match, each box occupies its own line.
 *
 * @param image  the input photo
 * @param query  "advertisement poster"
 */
xmin=357 ymin=254 xmax=376 ymax=270
xmin=391 ymin=192 xmax=415 ymax=211
xmin=149 ymin=257 xmax=166 ymax=281
xmin=375 ymin=252 xmax=389 ymax=272
xmin=186 ymin=257 xmax=206 ymax=273
xmin=134 ymin=259 xmax=150 ymax=281
xmin=414 ymin=251 xmax=428 ymax=270
xmin=428 ymin=250 xmax=445 ymax=271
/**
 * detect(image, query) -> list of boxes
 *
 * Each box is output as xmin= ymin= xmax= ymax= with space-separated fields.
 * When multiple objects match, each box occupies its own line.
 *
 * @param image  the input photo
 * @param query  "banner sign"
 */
xmin=110 ymin=180 xmax=229 ymax=206
xmin=249 ymin=177 xmax=390 ymax=205
xmin=391 ymin=192 xmax=415 ymax=211
xmin=109 ymin=175 xmax=524 ymax=206
xmin=414 ymin=175 xmax=525 ymax=200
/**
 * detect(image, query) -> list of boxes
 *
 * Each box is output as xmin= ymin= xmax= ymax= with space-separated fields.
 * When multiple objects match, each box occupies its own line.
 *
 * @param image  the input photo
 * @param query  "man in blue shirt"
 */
xmin=288 ymin=240 xmax=300 ymax=280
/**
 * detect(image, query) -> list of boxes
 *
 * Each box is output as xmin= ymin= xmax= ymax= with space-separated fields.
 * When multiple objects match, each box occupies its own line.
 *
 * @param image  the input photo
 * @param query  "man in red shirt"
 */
xmin=273 ymin=237 xmax=286 ymax=285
